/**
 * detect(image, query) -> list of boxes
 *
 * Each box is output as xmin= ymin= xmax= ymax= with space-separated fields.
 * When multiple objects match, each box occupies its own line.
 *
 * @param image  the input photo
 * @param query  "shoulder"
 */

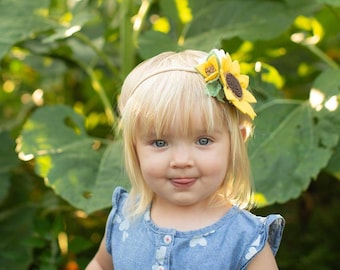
xmin=227 ymin=207 xmax=285 ymax=268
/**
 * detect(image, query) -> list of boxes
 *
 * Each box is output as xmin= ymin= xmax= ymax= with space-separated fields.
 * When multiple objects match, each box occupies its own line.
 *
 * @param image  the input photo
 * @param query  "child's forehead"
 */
xmin=137 ymin=111 xmax=227 ymax=137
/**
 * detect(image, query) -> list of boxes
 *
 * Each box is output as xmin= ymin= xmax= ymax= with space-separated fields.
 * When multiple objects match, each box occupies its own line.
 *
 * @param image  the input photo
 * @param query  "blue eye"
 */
xmin=197 ymin=137 xmax=211 ymax=145
xmin=153 ymin=140 xmax=167 ymax=147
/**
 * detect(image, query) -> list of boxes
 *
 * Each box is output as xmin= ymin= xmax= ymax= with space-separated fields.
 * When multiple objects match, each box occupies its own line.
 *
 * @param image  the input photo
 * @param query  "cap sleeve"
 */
xmin=265 ymin=214 xmax=285 ymax=255
xmin=242 ymin=214 xmax=285 ymax=268
xmin=105 ymin=187 xmax=129 ymax=254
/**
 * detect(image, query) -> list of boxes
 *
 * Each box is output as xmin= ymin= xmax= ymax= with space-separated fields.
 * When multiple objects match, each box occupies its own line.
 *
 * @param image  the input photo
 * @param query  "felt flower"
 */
xmin=195 ymin=50 xmax=224 ymax=102
xmin=219 ymin=52 xmax=257 ymax=119
xmin=195 ymin=53 xmax=219 ymax=82
xmin=195 ymin=49 xmax=257 ymax=119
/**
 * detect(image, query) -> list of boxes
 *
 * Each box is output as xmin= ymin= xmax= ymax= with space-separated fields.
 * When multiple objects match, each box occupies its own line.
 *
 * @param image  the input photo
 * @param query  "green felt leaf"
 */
xmin=206 ymin=80 xmax=223 ymax=97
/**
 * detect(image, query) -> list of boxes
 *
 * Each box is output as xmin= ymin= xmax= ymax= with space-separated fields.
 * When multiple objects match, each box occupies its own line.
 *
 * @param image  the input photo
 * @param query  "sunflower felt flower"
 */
xmin=219 ymin=52 xmax=257 ymax=119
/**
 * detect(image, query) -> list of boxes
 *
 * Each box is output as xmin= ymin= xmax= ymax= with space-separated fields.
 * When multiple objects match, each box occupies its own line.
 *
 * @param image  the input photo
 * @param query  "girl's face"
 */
xmin=135 ymin=115 xmax=231 ymax=210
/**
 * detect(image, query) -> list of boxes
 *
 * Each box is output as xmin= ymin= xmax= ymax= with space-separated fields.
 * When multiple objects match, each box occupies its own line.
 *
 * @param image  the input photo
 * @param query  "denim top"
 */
xmin=106 ymin=187 xmax=285 ymax=270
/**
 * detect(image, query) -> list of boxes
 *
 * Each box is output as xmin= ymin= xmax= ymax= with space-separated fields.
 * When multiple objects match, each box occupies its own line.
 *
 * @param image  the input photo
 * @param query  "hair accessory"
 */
xmin=195 ymin=49 xmax=257 ymax=119
xmin=131 ymin=67 xmax=197 ymax=96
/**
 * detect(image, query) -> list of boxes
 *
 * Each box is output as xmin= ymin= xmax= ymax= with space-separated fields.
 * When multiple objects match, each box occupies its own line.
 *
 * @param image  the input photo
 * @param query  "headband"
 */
xmin=131 ymin=67 xmax=197 ymax=94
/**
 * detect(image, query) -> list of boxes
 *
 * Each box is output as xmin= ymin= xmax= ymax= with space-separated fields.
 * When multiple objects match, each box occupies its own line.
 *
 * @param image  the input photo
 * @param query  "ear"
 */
xmin=239 ymin=125 xmax=249 ymax=141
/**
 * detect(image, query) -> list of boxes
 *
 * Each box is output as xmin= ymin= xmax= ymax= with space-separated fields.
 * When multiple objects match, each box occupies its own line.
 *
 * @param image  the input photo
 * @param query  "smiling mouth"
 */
xmin=170 ymin=178 xmax=196 ymax=188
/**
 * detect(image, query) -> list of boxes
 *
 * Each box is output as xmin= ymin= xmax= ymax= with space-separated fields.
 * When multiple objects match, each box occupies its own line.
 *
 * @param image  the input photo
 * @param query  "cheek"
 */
xmin=137 ymin=155 xmax=151 ymax=176
xmin=203 ymin=148 xmax=230 ymax=176
xmin=138 ymin=154 xmax=165 ymax=179
xmin=197 ymin=154 xmax=228 ymax=175
xmin=212 ymin=159 xmax=229 ymax=177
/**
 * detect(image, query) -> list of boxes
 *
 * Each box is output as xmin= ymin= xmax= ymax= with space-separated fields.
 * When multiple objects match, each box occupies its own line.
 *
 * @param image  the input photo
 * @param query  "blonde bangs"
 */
xmin=128 ymin=72 xmax=228 ymax=140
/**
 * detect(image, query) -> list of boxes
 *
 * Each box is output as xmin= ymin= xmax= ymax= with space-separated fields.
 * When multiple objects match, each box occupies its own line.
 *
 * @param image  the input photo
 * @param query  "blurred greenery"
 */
xmin=0 ymin=0 xmax=339 ymax=269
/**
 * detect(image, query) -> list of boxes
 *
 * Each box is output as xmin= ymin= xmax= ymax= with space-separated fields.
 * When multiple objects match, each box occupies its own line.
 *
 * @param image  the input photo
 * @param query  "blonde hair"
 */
xmin=118 ymin=50 xmax=254 ymax=218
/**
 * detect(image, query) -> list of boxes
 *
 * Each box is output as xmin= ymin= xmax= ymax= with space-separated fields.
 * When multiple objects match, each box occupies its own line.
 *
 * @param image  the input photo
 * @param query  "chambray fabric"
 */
xmin=105 ymin=187 xmax=284 ymax=270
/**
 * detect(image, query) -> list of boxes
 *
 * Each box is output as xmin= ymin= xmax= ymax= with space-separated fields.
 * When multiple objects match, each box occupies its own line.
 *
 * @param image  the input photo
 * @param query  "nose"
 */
xmin=169 ymin=145 xmax=194 ymax=168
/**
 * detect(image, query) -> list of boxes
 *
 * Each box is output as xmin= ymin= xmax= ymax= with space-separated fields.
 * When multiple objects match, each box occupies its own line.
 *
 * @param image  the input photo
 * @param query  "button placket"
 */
xmin=152 ymin=232 xmax=175 ymax=270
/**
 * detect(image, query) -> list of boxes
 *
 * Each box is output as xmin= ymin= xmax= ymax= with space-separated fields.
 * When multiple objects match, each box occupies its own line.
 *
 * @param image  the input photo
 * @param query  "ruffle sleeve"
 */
xmin=241 ymin=213 xmax=285 ymax=269
xmin=105 ymin=187 xmax=129 ymax=255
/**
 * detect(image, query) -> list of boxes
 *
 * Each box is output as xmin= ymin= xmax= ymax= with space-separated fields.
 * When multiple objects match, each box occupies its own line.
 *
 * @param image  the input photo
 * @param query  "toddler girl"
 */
xmin=86 ymin=49 xmax=284 ymax=270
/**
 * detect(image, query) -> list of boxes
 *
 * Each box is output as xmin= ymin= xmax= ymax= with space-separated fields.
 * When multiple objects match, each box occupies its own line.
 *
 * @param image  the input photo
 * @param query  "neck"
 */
xmin=150 ymin=198 xmax=231 ymax=231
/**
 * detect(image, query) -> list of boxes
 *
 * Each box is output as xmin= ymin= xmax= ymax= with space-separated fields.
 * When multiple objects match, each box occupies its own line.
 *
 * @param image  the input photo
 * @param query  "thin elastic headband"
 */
xmin=131 ymin=67 xmax=197 ymax=94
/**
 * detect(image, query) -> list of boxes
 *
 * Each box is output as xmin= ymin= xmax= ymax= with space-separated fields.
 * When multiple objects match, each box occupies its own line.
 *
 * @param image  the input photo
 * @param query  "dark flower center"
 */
xmin=205 ymin=65 xmax=216 ymax=75
xmin=226 ymin=73 xmax=242 ymax=98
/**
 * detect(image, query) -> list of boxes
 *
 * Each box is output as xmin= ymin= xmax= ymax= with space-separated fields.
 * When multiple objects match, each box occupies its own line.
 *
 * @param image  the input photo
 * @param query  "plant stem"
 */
xmin=84 ymin=66 xmax=116 ymax=126
xmin=74 ymin=32 xmax=119 ymax=76
xmin=120 ymin=0 xmax=135 ymax=77
xmin=304 ymin=43 xmax=339 ymax=69
xmin=132 ymin=0 xmax=152 ymax=46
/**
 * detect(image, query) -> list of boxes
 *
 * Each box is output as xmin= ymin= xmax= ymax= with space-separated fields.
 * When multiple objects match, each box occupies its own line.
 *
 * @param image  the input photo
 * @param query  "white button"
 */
xmin=163 ymin=235 xmax=172 ymax=244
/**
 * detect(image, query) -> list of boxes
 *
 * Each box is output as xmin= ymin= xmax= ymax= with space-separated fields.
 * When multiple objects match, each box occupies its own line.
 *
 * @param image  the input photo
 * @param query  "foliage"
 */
xmin=0 ymin=0 xmax=339 ymax=269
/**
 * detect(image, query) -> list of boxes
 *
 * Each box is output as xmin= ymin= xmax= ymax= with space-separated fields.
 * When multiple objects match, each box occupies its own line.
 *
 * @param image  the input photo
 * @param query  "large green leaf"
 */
xmin=0 ymin=205 xmax=35 ymax=269
xmin=312 ymin=69 xmax=340 ymax=180
xmin=0 ymin=131 xmax=19 ymax=203
xmin=138 ymin=0 xmax=321 ymax=58
xmin=249 ymin=101 xmax=332 ymax=204
xmin=17 ymin=105 xmax=128 ymax=213
xmin=249 ymin=68 xmax=340 ymax=205
xmin=184 ymin=0 xmax=321 ymax=49
xmin=138 ymin=31 xmax=179 ymax=59
xmin=326 ymin=143 xmax=340 ymax=180
xmin=317 ymin=0 xmax=340 ymax=6
xmin=0 ymin=0 xmax=54 ymax=60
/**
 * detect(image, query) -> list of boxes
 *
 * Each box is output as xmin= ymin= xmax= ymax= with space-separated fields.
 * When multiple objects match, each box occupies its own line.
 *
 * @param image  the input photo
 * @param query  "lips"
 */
xmin=170 ymin=178 xmax=196 ymax=188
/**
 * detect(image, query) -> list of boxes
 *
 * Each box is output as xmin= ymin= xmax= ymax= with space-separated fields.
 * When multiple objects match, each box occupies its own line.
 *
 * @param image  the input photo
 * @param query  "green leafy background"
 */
xmin=1 ymin=0 xmax=339 ymax=269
